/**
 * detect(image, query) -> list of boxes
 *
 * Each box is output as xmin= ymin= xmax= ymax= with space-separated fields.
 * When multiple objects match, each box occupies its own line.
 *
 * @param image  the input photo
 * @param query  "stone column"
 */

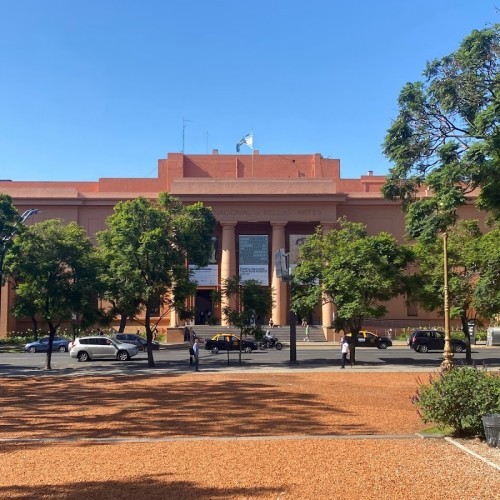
xmin=0 ymin=282 xmax=8 ymax=337
xmin=271 ymin=222 xmax=287 ymax=326
xmin=321 ymin=223 xmax=336 ymax=328
xmin=220 ymin=222 xmax=237 ymax=326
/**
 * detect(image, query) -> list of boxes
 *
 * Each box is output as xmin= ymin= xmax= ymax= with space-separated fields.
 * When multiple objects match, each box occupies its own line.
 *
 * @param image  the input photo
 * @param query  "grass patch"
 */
xmin=419 ymin=425 xmax=454 ymax=436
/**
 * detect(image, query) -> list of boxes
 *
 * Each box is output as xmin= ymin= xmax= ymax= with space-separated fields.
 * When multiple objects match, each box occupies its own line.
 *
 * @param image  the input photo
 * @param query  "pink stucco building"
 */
xmin=0 ymin=151 xmax=480 ymax=337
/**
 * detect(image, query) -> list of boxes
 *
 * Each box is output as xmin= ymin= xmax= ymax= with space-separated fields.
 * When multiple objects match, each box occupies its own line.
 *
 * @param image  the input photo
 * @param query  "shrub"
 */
xmin=412 ymin=367 xmax=500 ymax=437
xmin=476 ymin=330 xmax=487 ymax=342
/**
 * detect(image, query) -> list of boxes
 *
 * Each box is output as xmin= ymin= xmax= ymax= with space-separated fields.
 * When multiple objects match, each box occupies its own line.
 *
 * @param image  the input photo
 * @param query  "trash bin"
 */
xmin=486 ymin=328 xmax=500 ymax=346
xmin=482 ymin=414 xmax=500 ymax=447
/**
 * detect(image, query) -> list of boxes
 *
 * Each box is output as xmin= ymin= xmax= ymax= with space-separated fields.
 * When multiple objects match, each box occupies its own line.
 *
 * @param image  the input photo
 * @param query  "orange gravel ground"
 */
xmin=0 ymin=372 xmax=499 ymax=499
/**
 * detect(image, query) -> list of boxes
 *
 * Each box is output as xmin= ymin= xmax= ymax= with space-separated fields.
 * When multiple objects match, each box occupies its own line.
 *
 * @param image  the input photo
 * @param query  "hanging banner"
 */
xmin=239 ymin=235 xmax=269 ymax=285
xmin=189 ymin=236 xmax=218 ymax=285
xmin=189 ymin=265 xmax=218 ymax=286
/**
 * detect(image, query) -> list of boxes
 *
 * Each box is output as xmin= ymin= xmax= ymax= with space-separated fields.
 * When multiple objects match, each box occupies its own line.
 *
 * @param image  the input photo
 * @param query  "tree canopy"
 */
xmin=410 ymin=220 xmax=500 ymax=363
xmin=382 ymin=24 xmax=500 ymax=238
xmin=0 ymin=194 xmax=20 ymax=282
xmin=4 ymin=219 xmax=100 ymax=369
xmin=220 ymin=275 xmax=273 ymax=365
xmin=292 ymin=219 xmax=413 ymax=363
xmin=97 ymin=193 xmax=216 ymax=367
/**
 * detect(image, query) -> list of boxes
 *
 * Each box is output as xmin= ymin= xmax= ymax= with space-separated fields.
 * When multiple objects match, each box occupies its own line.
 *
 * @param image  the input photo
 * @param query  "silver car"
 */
xmin=69 ymin=336 xmax=138 ymax=362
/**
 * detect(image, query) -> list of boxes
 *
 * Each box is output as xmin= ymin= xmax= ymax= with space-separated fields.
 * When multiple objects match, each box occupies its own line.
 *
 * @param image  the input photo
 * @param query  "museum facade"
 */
xmin=0 ymin=151 xmax=480 ymax=337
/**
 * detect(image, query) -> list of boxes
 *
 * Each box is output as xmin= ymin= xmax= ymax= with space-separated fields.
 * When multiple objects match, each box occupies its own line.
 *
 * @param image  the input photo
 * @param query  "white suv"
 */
xmin=69 ymin=336 xmax=139 ymax=362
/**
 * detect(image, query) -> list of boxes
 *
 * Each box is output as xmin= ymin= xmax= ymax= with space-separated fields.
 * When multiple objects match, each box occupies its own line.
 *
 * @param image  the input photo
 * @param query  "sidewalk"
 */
xmin=0 ymin=372 xmax=498 ymax=499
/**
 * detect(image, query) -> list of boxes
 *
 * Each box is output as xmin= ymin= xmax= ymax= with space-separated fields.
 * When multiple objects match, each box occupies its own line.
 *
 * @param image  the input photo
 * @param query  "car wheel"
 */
xmin=453 ymin=345 xmax=464 ymax=353
xmin=77 ymin=351 xmax=90 ymax=362
xmin=417 ymin=344 xmax=429 ymax=353
xmin=58 ymin=345 xmax=67 ymax=352
xmin=258 ymin=342 xmax=266 ymax=350
xmin=117 ymin=350 xmax=130 ymax=361
xmin=244 ymin=346 xmax=252 ymax=353
xmin=29 ymin=346 xmax=37 ymax=353
xmin=211 ymin=346 xmax=219 ymax=354
xmin=378 ymin=342 xmax=388 ymax=350
xmin=275 ymin=342 xmax=283 ymax=350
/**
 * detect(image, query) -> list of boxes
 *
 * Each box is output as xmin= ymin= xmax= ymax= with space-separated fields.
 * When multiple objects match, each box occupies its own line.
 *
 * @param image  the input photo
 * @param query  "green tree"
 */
xmin=382 ymin=24 xmax=500 ymax=236
xmin=474 ymin=227 xmax=500 ymax=319
xmin=4 ymin=219 xmax=101 ymax=369
xmin=410 ymin=220 xmax=500 ymax=364
xmin=292 ymin=219 xmax=413 ymax=364
xmin=0 ymin=194 xmax=20 ymax=280
xmin=96 ymin=245 xmax=143 ymax=334
xmin=220 ymin=276 xmax=273 ymax=365
xmin=97 ymin=193 xmax=216 ymax=367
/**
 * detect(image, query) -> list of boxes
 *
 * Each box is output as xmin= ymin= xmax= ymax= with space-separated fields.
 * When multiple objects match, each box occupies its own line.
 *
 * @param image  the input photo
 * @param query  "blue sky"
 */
xmin=0 ymin=1 xmax=497 ymax=182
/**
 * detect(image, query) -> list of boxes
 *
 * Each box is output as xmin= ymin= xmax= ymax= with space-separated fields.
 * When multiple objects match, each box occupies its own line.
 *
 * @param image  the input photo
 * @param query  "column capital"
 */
xmin=271 ymin=221 xmax=287 ymax=228
xmin=221 ymin=221 xmax=237 ymax=229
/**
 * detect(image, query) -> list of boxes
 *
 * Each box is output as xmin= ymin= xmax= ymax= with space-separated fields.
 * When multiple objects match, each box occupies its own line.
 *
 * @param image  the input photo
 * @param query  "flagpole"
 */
xmin=251 ymin=130 xmax=254 ymax=178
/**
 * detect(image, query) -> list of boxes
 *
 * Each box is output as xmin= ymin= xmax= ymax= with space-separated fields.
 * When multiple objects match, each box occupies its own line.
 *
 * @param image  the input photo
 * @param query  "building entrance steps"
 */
xmin=183 ymin=324 xmax=326 ymax=343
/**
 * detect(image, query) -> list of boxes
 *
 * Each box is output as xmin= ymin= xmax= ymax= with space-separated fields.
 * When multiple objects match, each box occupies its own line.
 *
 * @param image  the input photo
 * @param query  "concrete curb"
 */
xmin=444 ymin=436 xmax=500 ymax=472
xmin=0 ymin=434 xmax=419 ymax=444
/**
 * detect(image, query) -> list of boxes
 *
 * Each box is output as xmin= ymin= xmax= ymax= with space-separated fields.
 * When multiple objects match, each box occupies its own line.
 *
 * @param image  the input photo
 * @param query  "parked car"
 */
xmin=344 ymin=331 xmax=392 ymax=349
xmin=113 ymin=333 xmax=160 ymax=351
xmin=205 ymin=333 xmax=258 ymax=354
xmin=408 ymin=329 xmax=467 ymax=353
xmin=69 ymin=336 xmax=139 ymax=362
xmin=24 ymin=336 xmax=70 ymax=353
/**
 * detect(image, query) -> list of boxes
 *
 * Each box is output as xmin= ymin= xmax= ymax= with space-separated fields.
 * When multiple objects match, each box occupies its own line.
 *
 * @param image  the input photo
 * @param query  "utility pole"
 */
xmin=274 ymin=249 xmax=297 ymax=363
xmin=182 ymin=118 xmax=193 ymax=153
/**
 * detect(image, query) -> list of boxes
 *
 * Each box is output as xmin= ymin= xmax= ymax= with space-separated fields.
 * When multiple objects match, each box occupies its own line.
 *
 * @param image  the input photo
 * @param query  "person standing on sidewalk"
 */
xmin=341 ymin=338 xmax=350 ymax=368
xmin=192 ymin=338 xmax=200 ymax=371
xmin=303 ymin=322 xmax=310 ymax=342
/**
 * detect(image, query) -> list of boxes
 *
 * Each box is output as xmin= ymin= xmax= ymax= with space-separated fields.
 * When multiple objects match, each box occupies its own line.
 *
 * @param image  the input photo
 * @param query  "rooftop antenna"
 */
xmin=182 ymin=118 xmax=193 ymax=153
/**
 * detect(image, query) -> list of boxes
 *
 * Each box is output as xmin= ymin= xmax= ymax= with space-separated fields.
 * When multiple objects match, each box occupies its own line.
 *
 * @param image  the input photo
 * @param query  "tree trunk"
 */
xmin=118 ymin=314 xmax=128 ymax=333
xmin=31 ymin=316 xmax=38 ymax=340
xmin=44 ymin=323 xmax=57 ymax=370
xmin=144 ymin=307 xmax=155 ymax=368
xmin=461 ymin=316 xmax=472 ymax=365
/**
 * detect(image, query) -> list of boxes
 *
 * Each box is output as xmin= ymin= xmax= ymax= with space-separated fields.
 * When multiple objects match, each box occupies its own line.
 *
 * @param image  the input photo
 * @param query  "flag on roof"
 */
xmin=236 ymin=132 xmax=253 ymax=152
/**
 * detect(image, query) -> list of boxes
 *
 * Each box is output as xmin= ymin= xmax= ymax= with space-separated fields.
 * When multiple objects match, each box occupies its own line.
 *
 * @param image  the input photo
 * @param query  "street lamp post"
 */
xmin=0 ymin=208 xmax=40 ymax=336
xmin=441 ymin=231 xmax=454 ymax=371
xmin=274 ymin=249 xmax=297 ymax=363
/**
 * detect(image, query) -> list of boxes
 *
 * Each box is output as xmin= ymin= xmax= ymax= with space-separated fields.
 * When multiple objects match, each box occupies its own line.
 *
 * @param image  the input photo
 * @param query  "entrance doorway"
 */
xmin=195 ymin=290 xmax=213 ymax=325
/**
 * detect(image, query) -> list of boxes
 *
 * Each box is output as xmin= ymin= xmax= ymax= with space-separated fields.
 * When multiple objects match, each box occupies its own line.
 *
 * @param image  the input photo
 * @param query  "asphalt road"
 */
xmin=1 ymin=344 xmax=499 ymax=376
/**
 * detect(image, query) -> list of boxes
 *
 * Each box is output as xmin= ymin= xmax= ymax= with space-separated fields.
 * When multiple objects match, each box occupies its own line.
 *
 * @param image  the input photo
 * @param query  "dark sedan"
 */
xmin=205 ymin=333 xmax=258 ymax=354
xmin=408 ymin=329 xmax=467 ymax=353
xmin=24 ymin=336 xmax=71 ymax=353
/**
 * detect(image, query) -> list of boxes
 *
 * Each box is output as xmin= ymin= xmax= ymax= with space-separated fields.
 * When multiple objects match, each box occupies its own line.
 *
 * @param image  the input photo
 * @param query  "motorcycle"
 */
xmin=258 ymin=336 xmax=283 ymax=350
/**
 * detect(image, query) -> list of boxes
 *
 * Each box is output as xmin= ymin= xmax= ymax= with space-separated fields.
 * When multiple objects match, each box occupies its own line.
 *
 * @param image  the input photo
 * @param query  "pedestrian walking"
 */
xmin=192 ymin=338 xmax=200 ymax=371
xmin=341 ymin=338 xmax=350 ymax=368
xmin=303 ymin=322 xmax=310 ymax=342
